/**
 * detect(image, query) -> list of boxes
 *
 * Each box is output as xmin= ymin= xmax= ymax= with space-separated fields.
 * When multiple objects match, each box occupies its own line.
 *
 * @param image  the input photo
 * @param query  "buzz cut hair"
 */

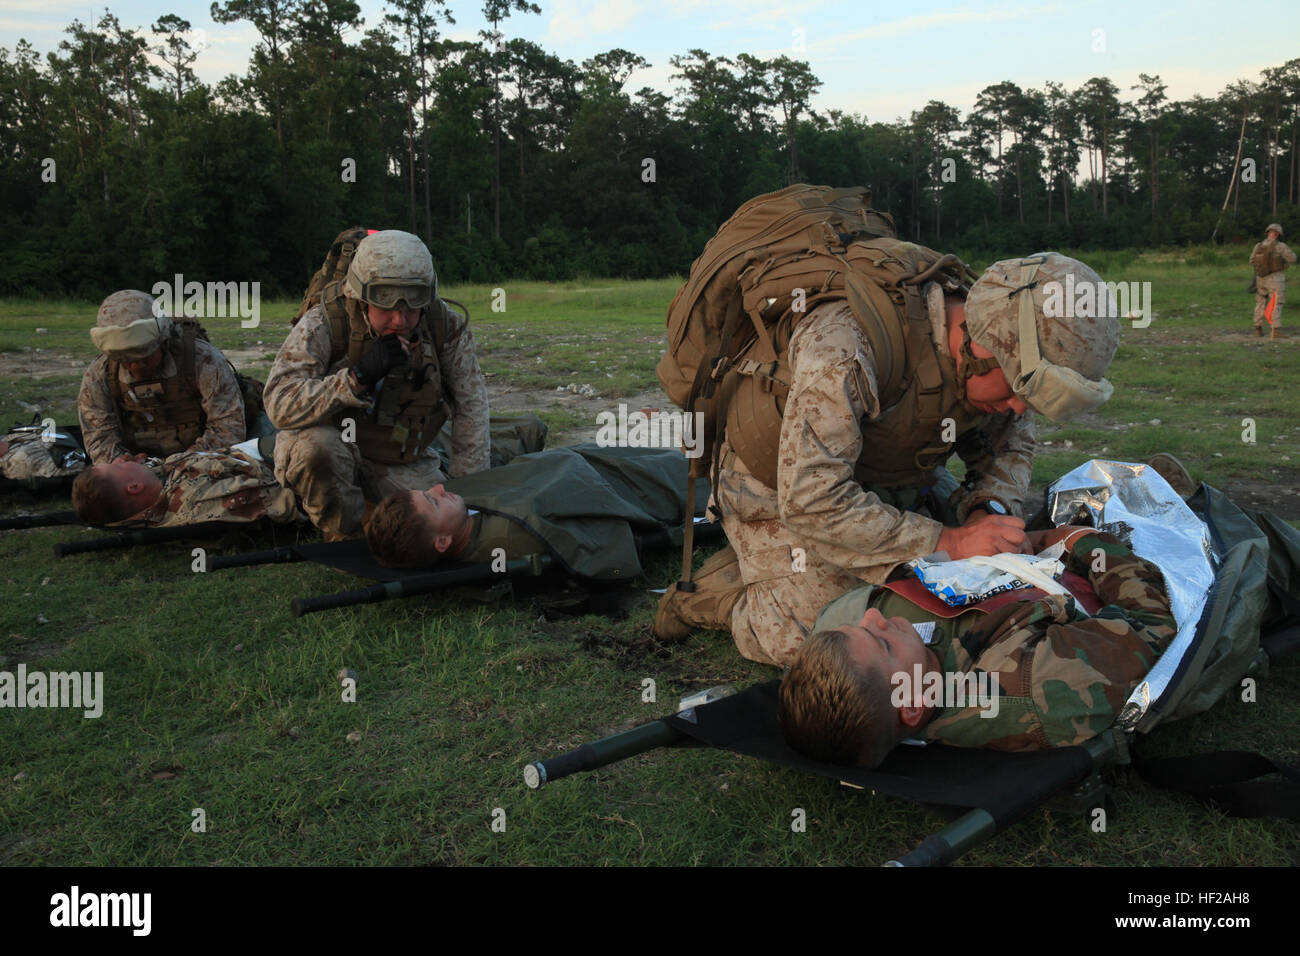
xmin=364 ymin=490 xmax=444 ymax=569
xmin=778 ymin=629 xmax=899 ymax=769
xmin=71 ymin=466 xmax=130 ymax=524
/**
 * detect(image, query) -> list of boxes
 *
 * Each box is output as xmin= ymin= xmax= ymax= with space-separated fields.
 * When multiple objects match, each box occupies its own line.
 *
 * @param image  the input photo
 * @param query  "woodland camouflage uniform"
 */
xmin=813 ymin=530 xmax=1177 ymax=750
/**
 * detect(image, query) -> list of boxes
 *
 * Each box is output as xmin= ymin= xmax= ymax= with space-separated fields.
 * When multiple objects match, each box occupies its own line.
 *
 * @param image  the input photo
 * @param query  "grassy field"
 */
xmin=0 ymin=246 xmax=1297 ymax=866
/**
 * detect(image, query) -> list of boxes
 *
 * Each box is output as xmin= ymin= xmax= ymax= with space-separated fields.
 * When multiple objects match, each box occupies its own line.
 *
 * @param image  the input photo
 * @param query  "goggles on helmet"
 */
xmin=357 ymin=278 xmax=431 ymax=311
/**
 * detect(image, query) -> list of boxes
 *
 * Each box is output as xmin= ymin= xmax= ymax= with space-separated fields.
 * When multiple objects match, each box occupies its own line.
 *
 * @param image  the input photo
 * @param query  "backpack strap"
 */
xmin=180 ymin=320 xmax=197 ymax=386
xmin=107 ymin=356 xmax=124 ymax=410
xmin=843 ymin=269 xmax=908 ymax=401
xmin=438 ymin=297 xmax=471 ymax=354
xmin=320 ymin=280 xmax=358 ymax=367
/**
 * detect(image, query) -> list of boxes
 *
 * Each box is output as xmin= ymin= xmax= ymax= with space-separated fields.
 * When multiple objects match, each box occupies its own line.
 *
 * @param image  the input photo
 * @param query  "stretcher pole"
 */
xmin=885 ymin=732 xmax=1120 ymax=866
xmin=290 ymin=554 xmax=552 ymax=617
xmin=53 ymin=521 xmax=237 ymax=557
xmin=207 ymin=545 xmax=303 ymax=571
xmin=0 ymin=510 xmax=80 ymax=530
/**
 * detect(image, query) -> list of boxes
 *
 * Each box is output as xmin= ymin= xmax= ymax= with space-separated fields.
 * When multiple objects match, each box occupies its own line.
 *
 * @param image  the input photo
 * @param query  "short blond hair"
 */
xmin=778 ymin=629 xmax=899 ymax=768
xmin=364 ymin=491 xmax=443 ymax=568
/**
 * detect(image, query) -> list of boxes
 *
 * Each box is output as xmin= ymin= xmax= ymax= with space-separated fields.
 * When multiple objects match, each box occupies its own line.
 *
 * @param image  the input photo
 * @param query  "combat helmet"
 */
xmin=88 ymin=290 xmax=171 ymax=360
xmin=343 ymin=230 xmax=435 ymax=312
xmin=1266 ymin=223 xmax=1284 ymax=238
xmin=963 ymin=252 xmax=1120 ymax=421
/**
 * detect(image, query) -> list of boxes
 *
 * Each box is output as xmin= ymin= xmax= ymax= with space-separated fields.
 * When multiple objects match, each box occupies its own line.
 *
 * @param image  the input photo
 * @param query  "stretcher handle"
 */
xmin=523 ymin=720 xmax=687 ymax=789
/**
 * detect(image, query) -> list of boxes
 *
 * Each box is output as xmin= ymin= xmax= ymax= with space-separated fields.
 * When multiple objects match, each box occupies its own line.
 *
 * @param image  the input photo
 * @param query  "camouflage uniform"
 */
xmin=264 ymin=304 xmax=489 ymax=537
xmin=1252 ymin=236 xmax=1296 ymax=332
xmin=119 ymin=448 xmax=301 ymax=528
xmin=722 ymin=290 xmax=1035 ymax=667
xmin=814 ymin=531 xmax=1177 ymax=751
xmin=78 ymin=337 xmax=246 ymax=464
xmin=0 ymin=429 xmax=82 ymax=480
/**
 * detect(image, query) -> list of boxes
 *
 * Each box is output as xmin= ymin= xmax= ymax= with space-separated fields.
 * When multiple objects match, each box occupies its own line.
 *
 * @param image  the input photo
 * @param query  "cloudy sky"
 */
xmin=3 ymin=0 xmax=1297 ymax=121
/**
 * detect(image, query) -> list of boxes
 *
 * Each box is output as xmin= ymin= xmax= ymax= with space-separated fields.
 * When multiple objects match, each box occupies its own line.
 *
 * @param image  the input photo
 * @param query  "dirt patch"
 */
xmin=0 ymin=636 xmax=71 ymax=667
xmin=1148 ymin=329 xmax=1297 ymax=347
xmin=0 ymin=351 xmax=89 ymax=380
xmin=1222 ymin=468 xmax=1300 ymax=521
xmin=222 ymin=348 xmax=278 ymax=370
xmin=1 ymin=343 xmax=678 ymax=448
xmin=486 ymin=382 xmax=674 ymax=447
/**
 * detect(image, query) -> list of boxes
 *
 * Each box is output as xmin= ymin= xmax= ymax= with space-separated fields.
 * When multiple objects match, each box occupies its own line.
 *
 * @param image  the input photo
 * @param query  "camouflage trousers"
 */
xmin=1254 ymin=273 xmax=1286 ymax=329
xmin=273 ymin=425 xmax=447 ymax=537
xmin=723 ymin=470 xmax=962 ymax=668
xmin=725 ymin=516 xmax=869 ymax=667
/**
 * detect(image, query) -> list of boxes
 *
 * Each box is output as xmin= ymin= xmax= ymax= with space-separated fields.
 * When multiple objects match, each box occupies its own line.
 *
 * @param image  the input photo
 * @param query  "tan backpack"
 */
xmin=657 ymin=184 xmax=976 ymax=593
xmin=295 ymin=226 xmax=373 ymax=321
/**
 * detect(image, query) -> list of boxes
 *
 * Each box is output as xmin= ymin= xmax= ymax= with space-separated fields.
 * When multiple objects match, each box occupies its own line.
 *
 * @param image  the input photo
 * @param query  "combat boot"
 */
xmin=1147 ymin=453 xmax=1197 ymax=498
xmin=1255 ymin=325 xmax=1265 ymax=337
xmin=652 ymin=544 xmax=745 ymax=641
xmin=1271 ymin=327 xmax=1286 ymax=340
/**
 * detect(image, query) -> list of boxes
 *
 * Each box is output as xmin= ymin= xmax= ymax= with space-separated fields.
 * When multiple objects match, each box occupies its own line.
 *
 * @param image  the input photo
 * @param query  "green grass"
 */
xmin=1 ymin=253 xmax=1297 ymax=866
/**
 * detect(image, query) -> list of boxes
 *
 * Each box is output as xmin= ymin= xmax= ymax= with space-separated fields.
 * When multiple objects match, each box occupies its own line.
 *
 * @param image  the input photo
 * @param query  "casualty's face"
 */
xmin=838 ymin=608 xmax=934 ymax=687
xmin=366 ymin=304 xmax=421 ymax=338
xmin=411 ymin=484 xmax=468 ymax=546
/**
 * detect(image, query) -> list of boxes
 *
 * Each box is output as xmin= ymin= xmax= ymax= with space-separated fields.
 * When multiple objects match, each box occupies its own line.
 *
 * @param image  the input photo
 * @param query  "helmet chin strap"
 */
xmin=955 ymin=321 xmax=1001 ymax=402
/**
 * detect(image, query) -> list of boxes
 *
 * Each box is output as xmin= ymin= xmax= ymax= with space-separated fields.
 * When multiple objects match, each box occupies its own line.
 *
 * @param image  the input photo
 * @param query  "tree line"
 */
xmin=1 ymin=1 xmax=1297 ymax=296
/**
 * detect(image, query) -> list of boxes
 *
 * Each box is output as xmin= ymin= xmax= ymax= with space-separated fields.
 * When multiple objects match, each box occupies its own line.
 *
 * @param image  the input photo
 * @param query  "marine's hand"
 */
xmin=354 ymin=334 xmax=408 ymax=391
xmin=936 ymin=513 xmax=1027 ymax=560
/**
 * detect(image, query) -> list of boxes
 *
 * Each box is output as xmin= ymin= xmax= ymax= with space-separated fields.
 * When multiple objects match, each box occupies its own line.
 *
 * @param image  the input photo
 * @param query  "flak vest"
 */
xmin=728 ymin=281 xmax=992 ymax=506
xmin=1252 ymin=242 xmax=1290 ymax=277
xmin=851 ymin=330 xmax=989 ymax=499
xmin=107 ymin=325 xmax=206 ymax=456
xmin=320 ymin=284 xmax=454 ymax=466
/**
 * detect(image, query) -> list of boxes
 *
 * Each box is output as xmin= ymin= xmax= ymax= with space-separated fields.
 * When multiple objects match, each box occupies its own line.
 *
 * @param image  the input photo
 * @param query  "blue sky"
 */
xmin=3 ymin=0 xmax=1297 ymax=121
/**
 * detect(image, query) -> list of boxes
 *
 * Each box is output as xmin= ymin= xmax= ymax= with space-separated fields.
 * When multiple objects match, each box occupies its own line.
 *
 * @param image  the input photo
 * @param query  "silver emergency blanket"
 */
xmin=1047 ymin=459 xmax=1214 ymax=729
